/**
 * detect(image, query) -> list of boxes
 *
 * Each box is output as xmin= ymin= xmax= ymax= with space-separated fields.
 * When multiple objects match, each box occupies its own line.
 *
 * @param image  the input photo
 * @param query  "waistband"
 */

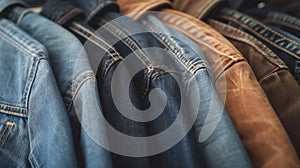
xmin=219 ymin=8 xmax=300 ymax=59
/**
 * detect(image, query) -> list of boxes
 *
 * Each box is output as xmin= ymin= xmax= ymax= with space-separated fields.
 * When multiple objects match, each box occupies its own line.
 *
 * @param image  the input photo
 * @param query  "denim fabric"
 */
xmin=139 ymin=15 xmax=252 ymax=168
xmin=71 ymin=0 xmax=119 ymax=22
xmin=23 ymin=0 xmax=45 ymax=6
xmin=42 ymin=1 xmax=249 ymax=167
xmin=8 ymin=5 xmax=114 ymax=168
xmin=239 ymin=2 xmax=300 ymax=38
xmin=0 ymin=0 xmax=26 ymax=13
xmin=79 ymin=11 xmax=207 ymax=168
xmin=0 ymin=17 xmax=77 ymax=168
xmin=216 ymin=8 xmax=300 ymax=84
xmin=214 ymin=7 xmax=300 ymax=156
xmin=270 ymin=26 xmax=300 ymax=45
xmin=156 ymin=9 xmax=300 ymax=168
xmin=265 ymin=12 xmax=300 ymax=38
xmin=118 ymin=0 xmax=300 ymax=166
xmin=209 ymin=19 xmax=300 ymax=164
xmin=97 ymin=13 xmax=208 ymax=168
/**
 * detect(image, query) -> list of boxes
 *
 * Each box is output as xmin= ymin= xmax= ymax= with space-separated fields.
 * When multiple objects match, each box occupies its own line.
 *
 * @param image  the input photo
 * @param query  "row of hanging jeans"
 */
xmin=0 ymin=0 xmax=299 ymax=167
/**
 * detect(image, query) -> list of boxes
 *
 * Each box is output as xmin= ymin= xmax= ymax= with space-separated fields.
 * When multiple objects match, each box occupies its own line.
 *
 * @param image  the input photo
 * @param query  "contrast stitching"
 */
xmin=102 ymin=58 xmax=119 ymax=79
xmin=99 ymin=19 xmax=153 ymax=67
xmin=144 ymin=26 xmax=192 ymax=72
xmin=57 ymin=8 xmax=80 ymax=24
xmin=143 ymin=21 xmax=197 ymax=70
xmin=142 ymin=21 xmax=200 ymax=73
xmin=157 ymin=12 xmax=242 ymax=58
xmin=100 ymin=25 xmax=152 ymax=70
xmin=0 ymin=34 xmax=39 ymax=58
xmin=0 ymin=109 xmax=27 ymax=117
xmin=221 ymin=9 xmax=300 ymax=46
xmin=0 ymin=104 xmax=27 ymax=111
xmin=220 ymin=15 xmax=300 ymax=60
xmin=70 ymin=23 xmax=118 ymax=58
xmin=141 ymin=69 xmax=150 ymax=96
xmin=72 ymin=22 xmax=122 ymax=60
xmin=64 ymin=71 xmax=95 ymax=98
xmin=151 ymin=71 xmax=163 ymax=79
xmin=164 ymin=21 xmax=241 ymax=60
xmin=264 ymin=19 xmax=300 ymax=31
xmin=225 ymin=33 xmax=287 ymax=70
xmin=209 ymin=20 xmax=288 ymax=68
xmin=68 ymin=25 xmax=118 ymax=60
xmin=65 ymin=75 xmax=96 ymax=111
xmin=220 ymin=12 xmax=300 ymax=46
xmin=0 ymin=122 xmax=14 ymax=149
xmin=266 ymin=12 xmax=300 ymax=30
xmin=0 ymin=26 xmax=44 ymax=58
xmin=0 ymin=125 xmax=8 ymax=144
xmin=96 ymin=58 xmax=119 ymax=88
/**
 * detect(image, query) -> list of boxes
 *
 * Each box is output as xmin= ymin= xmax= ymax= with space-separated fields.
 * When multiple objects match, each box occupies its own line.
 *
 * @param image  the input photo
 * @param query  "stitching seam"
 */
xmin=220 ymin=15 xmax=300 ymax=60
xmin=72 ymin=22 xmax=122 ymax=60
xmin=0 ymin=109 xmax=27 ymax=117
xmin=99 ymin=19 xmax=153 ymax=68
xmin=0 ymin=122 xmax=14 ymax=149
xmin=57 ymin=8 xmax=80 ymax=24
xmin=68 ymin=25 xmax=118 ymax=60
xmin=222 ymin=9 xmax=300 ymax=46
xmin=209 ymin=20 xmax=288 ymax=68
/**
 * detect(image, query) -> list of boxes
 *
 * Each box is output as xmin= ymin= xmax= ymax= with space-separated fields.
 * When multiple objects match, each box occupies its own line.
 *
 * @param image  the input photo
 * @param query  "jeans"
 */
xmin=0 ymin=2 xmax=77 ymax=167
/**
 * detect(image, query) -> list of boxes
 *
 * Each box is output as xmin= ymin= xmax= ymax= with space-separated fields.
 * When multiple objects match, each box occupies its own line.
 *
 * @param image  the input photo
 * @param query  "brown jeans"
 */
xmin=117 ymin=0 xmax=300 ymax=167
